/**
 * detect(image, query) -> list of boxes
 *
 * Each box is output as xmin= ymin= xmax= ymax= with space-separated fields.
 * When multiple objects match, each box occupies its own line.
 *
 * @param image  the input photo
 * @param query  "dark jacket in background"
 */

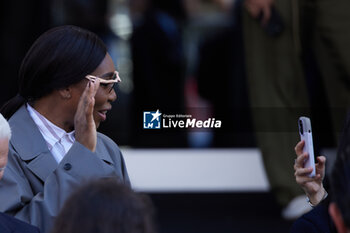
xmin=0 ymin=212 xmax=40 ymax=233
xmin=290 ymin=199 xmax=336 ymax=233
xmin=131 ymin=5 xmax=187 ymax=147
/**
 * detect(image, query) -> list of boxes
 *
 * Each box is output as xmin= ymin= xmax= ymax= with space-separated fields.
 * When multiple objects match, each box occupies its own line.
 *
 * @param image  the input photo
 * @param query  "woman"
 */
xmin=0 ymin=25 xmax=129 ymax=233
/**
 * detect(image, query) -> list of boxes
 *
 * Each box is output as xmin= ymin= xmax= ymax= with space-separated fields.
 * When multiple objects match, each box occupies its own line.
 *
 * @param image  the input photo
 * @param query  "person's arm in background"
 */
xmin=294 ymin=140 xmax=327 ymax=206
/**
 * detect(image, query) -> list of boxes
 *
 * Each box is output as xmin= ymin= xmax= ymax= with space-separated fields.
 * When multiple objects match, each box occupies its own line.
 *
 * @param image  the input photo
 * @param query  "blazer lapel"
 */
xmin=9 ymin=105 xmax=58 ymax=182
xmin=95 ymin=135 xmax=114 ymax=166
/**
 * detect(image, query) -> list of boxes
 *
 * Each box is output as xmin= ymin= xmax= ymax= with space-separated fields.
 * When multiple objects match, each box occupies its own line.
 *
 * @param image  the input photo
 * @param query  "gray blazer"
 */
xmin=0 ymin=105 xmax=130 ymax=233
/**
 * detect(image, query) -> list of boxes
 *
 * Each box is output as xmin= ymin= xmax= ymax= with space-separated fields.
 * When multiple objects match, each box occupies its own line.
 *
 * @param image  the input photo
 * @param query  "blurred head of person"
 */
xmin=51 ymin=178 xmax=156 ymax=233
xmin=0 ymin=114 xmax=11 ymax=180
xmin=329 ymin=139 xmax=350 ymax=233
xmin=1 ymin=25 xmax=118 ymax=131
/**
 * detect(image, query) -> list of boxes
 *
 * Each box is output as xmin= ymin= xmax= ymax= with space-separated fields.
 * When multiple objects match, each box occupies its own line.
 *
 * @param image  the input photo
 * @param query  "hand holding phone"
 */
xmin=298 ymin=117 xmax=316 ymax=177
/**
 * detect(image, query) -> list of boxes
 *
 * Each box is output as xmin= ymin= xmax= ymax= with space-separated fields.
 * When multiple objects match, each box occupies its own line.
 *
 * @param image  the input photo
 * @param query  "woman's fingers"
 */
xmin=315 ymin=155 xmax=326 ymax=178
xmin=76 ymin=79 xmax=100 ymax=123
xmin=316 ymin=155 xmax=326 ymax=166
xmin=74 ymin=79 xmax=99 ymax=152
xmin=295 ymin=175 xmax=316 ymax=185
xmin=295 ymin=166 xmax=313 ymax=176
xmin=294 ymin=152 xmax=308 ymax=170
xmin=84 ymin=79 xmax=99 ymax=118
xmin=295 ymin=140 xmax=305 ymax=156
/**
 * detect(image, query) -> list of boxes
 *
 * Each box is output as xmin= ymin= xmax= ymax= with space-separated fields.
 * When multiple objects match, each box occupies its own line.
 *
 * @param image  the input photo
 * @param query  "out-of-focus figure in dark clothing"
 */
xmin=59 ymin=0 xmax=109 ymax=36
xmin=243 ymin=0 xmax=310 ymax=218
xmin=0 ymin=0 xmax=51 ymax=107
xmin=130 ymin=0 xmax=187 ymax=147
xmin=196 ymin=0 xmax=255 ymax=147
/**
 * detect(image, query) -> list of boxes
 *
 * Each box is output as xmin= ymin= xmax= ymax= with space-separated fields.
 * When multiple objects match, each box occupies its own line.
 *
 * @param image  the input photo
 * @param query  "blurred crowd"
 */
xmin=2 ymin=0 xmax=349 ymax=148
xmin=1 ymin=0 xmax=255 ymax=148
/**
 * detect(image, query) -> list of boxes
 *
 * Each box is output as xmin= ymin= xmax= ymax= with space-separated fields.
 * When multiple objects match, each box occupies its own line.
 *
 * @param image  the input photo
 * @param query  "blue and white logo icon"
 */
xmin=143 ymin=110 xmax=162 ymax=129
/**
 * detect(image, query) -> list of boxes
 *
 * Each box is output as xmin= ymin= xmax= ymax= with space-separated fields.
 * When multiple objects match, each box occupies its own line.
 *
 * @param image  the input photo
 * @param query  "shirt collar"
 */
xmin=26 ymin=104 xmax=75 ymax=149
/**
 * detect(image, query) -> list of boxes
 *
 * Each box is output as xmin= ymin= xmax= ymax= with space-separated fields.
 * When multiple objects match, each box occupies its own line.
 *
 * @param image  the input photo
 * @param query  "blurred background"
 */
xmin=2 ymin=0 xmax=349 ymax=232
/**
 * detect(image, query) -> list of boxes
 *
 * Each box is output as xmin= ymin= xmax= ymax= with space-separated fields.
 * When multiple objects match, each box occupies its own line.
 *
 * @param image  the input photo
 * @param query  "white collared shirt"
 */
xmin=26 ymin=104 xmax=75 ymax=163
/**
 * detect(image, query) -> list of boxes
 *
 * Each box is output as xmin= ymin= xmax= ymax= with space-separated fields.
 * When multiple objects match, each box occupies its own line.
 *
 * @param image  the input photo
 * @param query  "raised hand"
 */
xmin=74 ymin=79 xmax=100 ymax=152
xmin=294 ymin=140 xmax=326 ymax=205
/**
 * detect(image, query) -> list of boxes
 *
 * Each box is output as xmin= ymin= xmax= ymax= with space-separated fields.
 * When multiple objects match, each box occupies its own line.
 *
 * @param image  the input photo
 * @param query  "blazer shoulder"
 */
xmin=97 ymin=132 xmax=120 ymax=149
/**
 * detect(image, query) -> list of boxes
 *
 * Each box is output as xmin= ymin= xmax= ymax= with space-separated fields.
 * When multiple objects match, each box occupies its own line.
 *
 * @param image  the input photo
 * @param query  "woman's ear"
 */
xmin=329 ymin=202 xmax=349 ymax=233
xmin=58 ymin=88 xmax=71 ymax=99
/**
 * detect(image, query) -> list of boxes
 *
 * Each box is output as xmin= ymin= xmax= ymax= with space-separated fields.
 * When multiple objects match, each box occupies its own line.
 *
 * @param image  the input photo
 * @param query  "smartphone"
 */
xmin=298 ymin=117 xmax=316 ymax=177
